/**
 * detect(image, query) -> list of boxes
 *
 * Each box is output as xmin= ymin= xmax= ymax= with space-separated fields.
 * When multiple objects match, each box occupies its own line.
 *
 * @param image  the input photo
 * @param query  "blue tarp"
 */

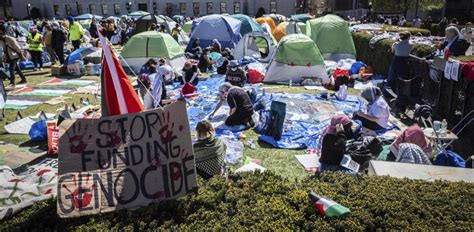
xmin=187 ymin=15 xmax=242 ymax=52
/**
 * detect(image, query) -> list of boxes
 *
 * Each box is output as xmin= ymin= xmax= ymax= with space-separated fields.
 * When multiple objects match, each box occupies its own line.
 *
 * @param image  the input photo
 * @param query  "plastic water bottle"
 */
xmin=441 ymin=119 xmax=448 ymax=136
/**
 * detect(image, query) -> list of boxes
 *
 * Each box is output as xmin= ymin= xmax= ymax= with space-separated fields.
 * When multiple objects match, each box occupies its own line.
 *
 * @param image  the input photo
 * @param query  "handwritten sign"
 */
xmin=57 ymin=100 xmax=197 ymax=218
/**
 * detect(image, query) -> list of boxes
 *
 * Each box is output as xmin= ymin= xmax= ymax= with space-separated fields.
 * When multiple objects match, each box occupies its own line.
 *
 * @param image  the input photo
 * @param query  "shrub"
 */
xmin=353 ymin=32 xmax=435 ymax=75
xmin=1 ymin=172 xmax=473 ymax=230
xmin=382 ymin=25 xmax=432 ymax=36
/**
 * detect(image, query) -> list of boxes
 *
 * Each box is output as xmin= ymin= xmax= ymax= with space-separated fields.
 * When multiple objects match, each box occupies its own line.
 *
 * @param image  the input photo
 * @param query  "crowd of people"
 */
xmin=0 ymin=12 xmax=472 ymax=180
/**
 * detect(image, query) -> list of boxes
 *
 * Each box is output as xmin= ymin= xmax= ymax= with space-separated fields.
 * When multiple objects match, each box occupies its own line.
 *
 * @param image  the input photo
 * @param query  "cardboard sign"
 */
xmin=47 ymin=121 xmax=60 ymax=155
xmin=57 ymin=100 xmax=197 ymax=218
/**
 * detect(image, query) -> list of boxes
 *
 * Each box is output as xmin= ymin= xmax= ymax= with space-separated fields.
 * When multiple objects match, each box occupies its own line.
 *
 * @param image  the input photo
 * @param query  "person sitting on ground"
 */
xmin=319 ymin=115 xmax=356 ymax=174
xmin=225 ymin=61 xmax=247 ymax=87
xmin=209 ymin=82 xmax=255 ymax=129
xmin=158 ymin=24 xmax=167 ymax=33
xmin=210 ymin=39 xmax=222 ymax=53
xmin=186 ymin=38 xmax=202 ymax=59
xmin=387 ymin=124 xmax=432 ymax=161
xmin=386 ymin=32 xmax=413 ymax=90
xmin=151 ymin=65 xmax=174 ymax=108
xmin=180 ymin=61 xmax=200 ymax=86
xmin=353 ymin=86 xmax=390 ymax=131
xmin=193 ymin=120 xmax=227 ymax=180
xmin=396 ymin=143 xmax=431 ymax=165
xmin=139 ymin=58 xmax=158 ymax=74
xmin=198 ymin=48 xmax=216 ymax=73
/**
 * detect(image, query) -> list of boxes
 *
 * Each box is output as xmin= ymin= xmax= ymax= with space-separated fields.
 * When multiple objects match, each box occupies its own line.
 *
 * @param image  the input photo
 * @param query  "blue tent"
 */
xmin=231 ymin=14 xmax=263 ymax=36
xmin=75 ymin=14 xmax=103 ymax=20
xmin=186 ymin=14 xmax=242 ymax=52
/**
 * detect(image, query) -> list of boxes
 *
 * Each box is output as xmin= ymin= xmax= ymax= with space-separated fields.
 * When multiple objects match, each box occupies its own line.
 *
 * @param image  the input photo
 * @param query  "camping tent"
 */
xmin=265 ymin=34 xmax=329 ymax=84
xmin=233 ymin=31 xmax=276 ymax=63
xmin=75 ymin=14 xmax=103 ymax=20
xmin=291 ymin=14 xmax=312 ymax=23
xmin=297 ymin=22 xmax=306 ymax=34
xmin=306 ymin=14 xmax=356 ymax=61
xmin=182 ymin=21 xmax=193 ymax=34
xmin=132 ymin=14 xmax=167 ymax=35
xmin=231 ymin=14 xmax=263 ymax=35
xmin=120 ymin=31 xmax=186 ymax=73
xmin=273 ymin=21 xmax=302 ymax=43
xmin=128 ymin=11 xmax=150 ymax=20
xmin=186 ymin=14 xmax=242 ymax=51
xmin=255 ymin=17 xmax=277 ymax=33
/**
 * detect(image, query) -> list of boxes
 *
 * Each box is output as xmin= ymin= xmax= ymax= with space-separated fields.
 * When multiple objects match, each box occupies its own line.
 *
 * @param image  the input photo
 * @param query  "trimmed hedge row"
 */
xmin=353 ymin=32 xmax=435 ymax=75
xmin=382 ymin=25 xmax=432 ymax=36
xmin=1 ymin=172 xmax=473 ymax=230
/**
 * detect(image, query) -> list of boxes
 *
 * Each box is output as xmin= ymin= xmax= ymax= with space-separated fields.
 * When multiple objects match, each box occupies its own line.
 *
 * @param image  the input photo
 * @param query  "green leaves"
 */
xmin=1 ymin=172 xmax=473 ymax=230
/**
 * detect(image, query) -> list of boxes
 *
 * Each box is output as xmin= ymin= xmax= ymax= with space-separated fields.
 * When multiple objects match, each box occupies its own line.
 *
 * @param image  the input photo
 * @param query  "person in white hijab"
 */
xmin=151 ymin=65 xmax=174 ymax=108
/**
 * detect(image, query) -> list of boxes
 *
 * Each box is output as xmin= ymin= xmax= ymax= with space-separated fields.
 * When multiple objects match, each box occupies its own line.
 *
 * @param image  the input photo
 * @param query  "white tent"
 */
xmin=233 ymin=31 xmax=276 ymax=63
xmin=264 ymin=34 xmax=329 ymax=84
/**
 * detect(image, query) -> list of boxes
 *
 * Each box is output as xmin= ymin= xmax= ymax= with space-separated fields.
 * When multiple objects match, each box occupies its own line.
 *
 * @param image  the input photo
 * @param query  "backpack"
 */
xmin=254 ymin=101 xmax=286 ymax=141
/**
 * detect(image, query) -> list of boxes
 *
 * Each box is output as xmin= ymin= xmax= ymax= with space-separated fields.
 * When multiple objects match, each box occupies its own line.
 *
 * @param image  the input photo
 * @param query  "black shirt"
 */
xmin=227 ymin=88 xmax=253 ymax=114
xmin=181 ymin=65 xmax=199 ymax=86
xmin=319 ymin=132 xmax=347 ymax=165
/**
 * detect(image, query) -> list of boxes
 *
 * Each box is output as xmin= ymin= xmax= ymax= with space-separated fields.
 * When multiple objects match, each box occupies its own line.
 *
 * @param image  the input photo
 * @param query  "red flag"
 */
xmin=99 ymin=30 xmax=143 ymax=116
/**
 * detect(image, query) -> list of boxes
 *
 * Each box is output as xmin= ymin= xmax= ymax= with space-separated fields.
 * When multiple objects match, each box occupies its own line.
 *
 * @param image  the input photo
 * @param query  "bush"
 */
xmin=1 ymin=172 xmax=473 ymax=230
xmin=382 ymin=25 xmax=432 ymax=36
xmin=353 ymin=32 xmax=435 ymax=75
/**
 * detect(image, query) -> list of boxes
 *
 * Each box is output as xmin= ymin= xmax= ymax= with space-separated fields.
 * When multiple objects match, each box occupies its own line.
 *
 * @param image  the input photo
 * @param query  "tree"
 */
xmin=371 ymin=0 xmax=444 ymax=17
xmin=256 ymin=7 xmax=265 ymax=18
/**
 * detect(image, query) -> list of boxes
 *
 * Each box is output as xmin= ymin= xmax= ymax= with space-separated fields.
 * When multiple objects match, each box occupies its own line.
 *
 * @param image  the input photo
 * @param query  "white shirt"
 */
xmin=368 ymin=97 xmax=390 ymax=128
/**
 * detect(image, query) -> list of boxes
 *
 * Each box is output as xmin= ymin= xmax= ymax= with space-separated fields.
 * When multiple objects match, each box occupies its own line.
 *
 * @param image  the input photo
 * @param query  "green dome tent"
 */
xmin=120 ymin=31 xmax=186 ymax=73
xmin=265 ymin=34 xmax=329 ymax=83
xmin=306 ymin=14 xmax=356 ymax=60
xmin=182 ymin=21 xmax=193 ymax=34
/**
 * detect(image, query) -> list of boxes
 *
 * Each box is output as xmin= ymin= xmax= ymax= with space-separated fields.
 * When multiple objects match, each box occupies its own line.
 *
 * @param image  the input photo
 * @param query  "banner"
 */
xmin=0 ymin=158 xmax=58 ymax=220
xmin=57 ymin=100 xmax=197 ymax=218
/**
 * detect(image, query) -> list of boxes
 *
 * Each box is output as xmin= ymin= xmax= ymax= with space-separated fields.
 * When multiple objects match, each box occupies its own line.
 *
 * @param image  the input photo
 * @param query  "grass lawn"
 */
xmin=1 ymin=67 xmax=365 ymax=180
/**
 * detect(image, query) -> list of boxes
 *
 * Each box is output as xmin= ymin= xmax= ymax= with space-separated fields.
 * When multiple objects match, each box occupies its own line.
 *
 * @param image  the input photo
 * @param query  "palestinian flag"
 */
xmin=309 ymin=191 xmax=350 ymax=218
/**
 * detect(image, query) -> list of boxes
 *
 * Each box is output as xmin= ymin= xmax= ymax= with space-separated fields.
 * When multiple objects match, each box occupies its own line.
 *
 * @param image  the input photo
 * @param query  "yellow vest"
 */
xmin=28 ymin=33 xmax=43 ymax=52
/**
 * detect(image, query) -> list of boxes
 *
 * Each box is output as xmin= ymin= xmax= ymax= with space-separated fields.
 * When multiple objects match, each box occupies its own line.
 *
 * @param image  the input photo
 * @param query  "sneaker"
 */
xmin=33 ymin=68 xmax=38 ymax=71
xmin=6 ymin=84 xmax=15 ymax=89
xmin=17 ymin=79 xmax=27 ymax=84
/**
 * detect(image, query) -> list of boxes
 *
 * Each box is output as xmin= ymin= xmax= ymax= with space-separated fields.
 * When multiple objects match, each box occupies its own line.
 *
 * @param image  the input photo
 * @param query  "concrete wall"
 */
xmin=10 ymin=0 xmax=296 ymax=19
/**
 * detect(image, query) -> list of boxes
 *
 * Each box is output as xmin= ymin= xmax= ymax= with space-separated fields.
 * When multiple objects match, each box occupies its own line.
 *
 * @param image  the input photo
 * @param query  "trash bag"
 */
xmin=29 ymin=120 xmax=48 ymax=141
xmin=433 ymin=150 xmax=466 ymax=168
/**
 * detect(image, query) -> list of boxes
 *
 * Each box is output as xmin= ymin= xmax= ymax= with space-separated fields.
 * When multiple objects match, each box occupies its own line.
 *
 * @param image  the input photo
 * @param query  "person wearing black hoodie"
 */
xmin=51 ymin=22 xmax=67 ymax=64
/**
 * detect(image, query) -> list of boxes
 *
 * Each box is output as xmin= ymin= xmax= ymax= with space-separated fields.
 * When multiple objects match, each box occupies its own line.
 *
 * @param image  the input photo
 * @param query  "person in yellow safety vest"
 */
xmin=67 ymin=16 xmax=84 ymax=51
xmin=27 ymin=26 xmax=43 ymax=71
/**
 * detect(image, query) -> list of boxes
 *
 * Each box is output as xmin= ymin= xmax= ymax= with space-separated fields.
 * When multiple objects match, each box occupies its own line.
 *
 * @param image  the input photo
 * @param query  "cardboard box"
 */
xmin=51 ymin=65 xmax=67 ymax=77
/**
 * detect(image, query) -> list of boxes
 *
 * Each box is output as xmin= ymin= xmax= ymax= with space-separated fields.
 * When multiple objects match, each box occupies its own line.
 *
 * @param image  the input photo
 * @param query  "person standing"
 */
xmin=171 ymin=24 xmax=181 ymax=42
xmin=0 ymin=27 xmax=27 ymax=87
xmin=51 ymin=22 xmax=67 ymax=65
xmin=67 ymin=16 xmax=84 ymax=51
xmin=43 ymin=24 xmax=57 ymax=65
xmin=89 ymin=18 xmax=99 ymax=39
xmin=423 ymin=16 xmax=432 ymax=31
xmin=386 ymin=32 xmax=413 ymax=90
xmin=27 ymin=26 xmax=43 ymax=71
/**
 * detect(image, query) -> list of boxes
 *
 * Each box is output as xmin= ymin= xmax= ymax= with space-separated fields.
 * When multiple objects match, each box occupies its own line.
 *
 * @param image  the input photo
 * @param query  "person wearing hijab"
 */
xmin=396 ymin=143 xmax=431 ymax=165
xmin=210 ymin=39 xmax=222 ymax=53
xmin=151 ymin=65 xmax=174 ymax=107
xmin=193 ymin=120 xmax=227 ymax=180
xmin=388 ymin=125 xmax=432 ymax=161
xmin=319 ymin=115 xmax=356 ymax=174
xmin=353 ymin=86 xmax=390 ymax=131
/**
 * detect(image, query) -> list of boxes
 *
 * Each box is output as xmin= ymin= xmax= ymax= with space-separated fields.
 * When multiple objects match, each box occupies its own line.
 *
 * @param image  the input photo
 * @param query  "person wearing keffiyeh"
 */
xmin=193 ymin=120 xmax=227 ymax=180
xmin=388 ymin=125 xmax=432 ymax=161
xmin=396 ymin=143 xmax=431 ymax=165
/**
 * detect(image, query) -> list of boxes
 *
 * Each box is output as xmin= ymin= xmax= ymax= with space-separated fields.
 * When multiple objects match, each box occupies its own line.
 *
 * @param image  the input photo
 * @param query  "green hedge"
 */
xmin=353 ymin=32 xmax=435 ymax=75
xmin=1 ymin=172 xmax=473 ymax=230
xmin=382 ymin=25 xmax=432 ymax=36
